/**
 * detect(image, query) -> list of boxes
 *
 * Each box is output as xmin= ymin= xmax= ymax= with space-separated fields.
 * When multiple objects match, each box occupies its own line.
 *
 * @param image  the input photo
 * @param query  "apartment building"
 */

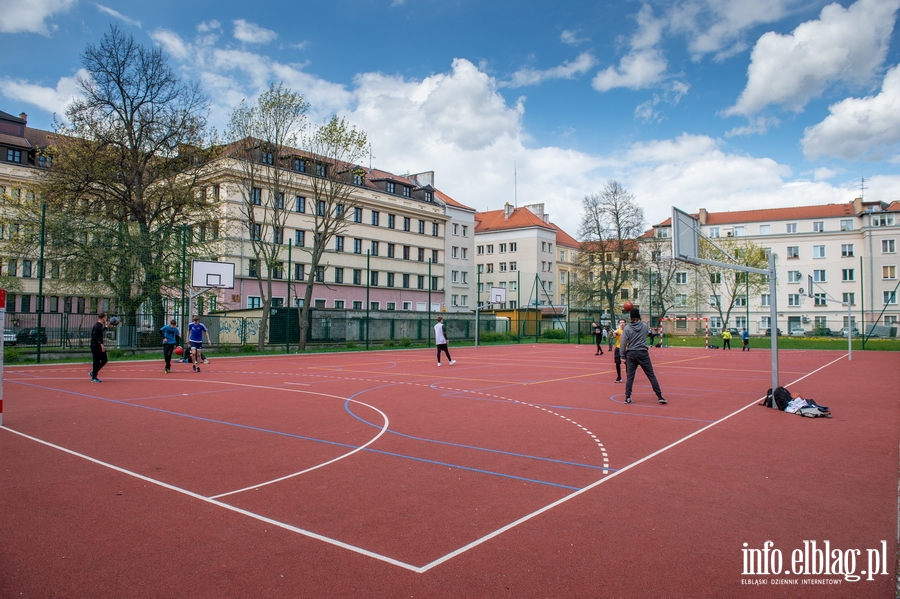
xmin=213 ymin=157 xmax=475 ymax=314
xmin=648 ymin=198 xmax=900 ymax=334
xmin=473 ymin=203 xmax=578 ymax=308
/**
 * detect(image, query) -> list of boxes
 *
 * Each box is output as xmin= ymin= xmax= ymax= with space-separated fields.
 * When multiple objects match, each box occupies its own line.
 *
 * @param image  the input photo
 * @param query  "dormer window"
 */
xmin=353 ymin=173 xmax=363 ymax=185
xmin=293 ymin=158 xmax=306 ymax=173
xmin=402 ymin=186 xmax=411 ymax=197
xmin=386 ymin=181 xmax=395 ymax=194
xmin=260 ymin=151 xmax=274 ymax=165
xmin=38 ymin=154 xmax=51 ymax=168
xmin=6 ymin=149 xmax=22 ymax=163
xmin=316 ymin=164 xmax=326 ymax=177
xmin=424 ymin=191 xmax=432 ymax=202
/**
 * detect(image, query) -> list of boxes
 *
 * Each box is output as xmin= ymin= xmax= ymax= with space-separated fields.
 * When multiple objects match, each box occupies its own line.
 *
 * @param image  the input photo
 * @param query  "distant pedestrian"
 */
xmin=722 ymin=329 xmax=732 ymax=350
xmin=160 ymin=319 xmax=180 ymax=373
xmin=591 ymin=322 xmax=604 ymax=355
xmin=622 ymin=308 xmax=667 ymax=405
xmin=613 ymin=318 xmax=626 ymax=383
xmin=435 ymin=316 xmax=455 ymax=366
xmin=89 ymin=313 xmax=109 ymax=383
xmin=188 ymin=315 xmax=211 ymax=372
xmin=741 ymin=328 xmax=750 ymax=351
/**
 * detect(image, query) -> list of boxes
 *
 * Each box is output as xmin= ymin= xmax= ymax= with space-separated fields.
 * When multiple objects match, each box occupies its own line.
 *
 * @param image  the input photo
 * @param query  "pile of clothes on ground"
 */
xmin=761 ymin=386 xmax=832 ymax=418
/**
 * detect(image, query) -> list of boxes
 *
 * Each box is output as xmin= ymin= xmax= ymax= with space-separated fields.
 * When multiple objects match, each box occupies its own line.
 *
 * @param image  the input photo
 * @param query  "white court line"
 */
xmin=1 ymin=354 xmax=848 ymax=573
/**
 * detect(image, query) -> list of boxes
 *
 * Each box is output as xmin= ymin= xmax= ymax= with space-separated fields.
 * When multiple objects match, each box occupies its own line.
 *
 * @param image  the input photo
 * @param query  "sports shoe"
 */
xmin=192 ymin=365 xmax=198 ymax=372
xmin=437 ymin=362 xmax=442 ymax=366
xmin=165 ymin=368 xmax=170 ymax=374
xmin=195 ymin=367 xmax=201 ymax=372
xmin=91 ymin=377 xmax=102 ymax=383
xmin=658 ymin=397 xmax=667 ymax=405
xmin=624 ymin=397 xmax=632 ymax=404
xmin=614 ymin=378 xmax=622 ymax=383
xmin=595 ymin=352 xmax=600 ymax=356
xmin=203 ymin=358 xmax=209 ymax=364
xmin=89 ymin=371 xmax=94 ymax=379
xmin=450 ymin=360 xmax=456 ymax=365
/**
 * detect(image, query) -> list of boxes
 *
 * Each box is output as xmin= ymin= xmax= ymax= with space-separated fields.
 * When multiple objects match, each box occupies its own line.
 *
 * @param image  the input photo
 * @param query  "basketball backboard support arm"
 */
xmin=672 ymin=207 xmax=780 ymax=400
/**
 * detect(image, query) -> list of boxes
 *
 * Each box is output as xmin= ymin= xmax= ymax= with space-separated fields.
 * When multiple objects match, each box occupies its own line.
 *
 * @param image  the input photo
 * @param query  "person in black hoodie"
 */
xmin=621 ymin=308 xmax=667 ymax=405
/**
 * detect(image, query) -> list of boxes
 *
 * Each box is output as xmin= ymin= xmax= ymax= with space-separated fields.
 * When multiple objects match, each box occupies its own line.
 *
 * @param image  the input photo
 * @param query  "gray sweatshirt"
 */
xmin=621 ymin=320 xmax=649 ymax=354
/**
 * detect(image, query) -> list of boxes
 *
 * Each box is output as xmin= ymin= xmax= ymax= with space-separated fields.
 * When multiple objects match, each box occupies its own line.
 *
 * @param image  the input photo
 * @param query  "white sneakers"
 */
xmin=438 ymin=360 xmax=457 ymax=366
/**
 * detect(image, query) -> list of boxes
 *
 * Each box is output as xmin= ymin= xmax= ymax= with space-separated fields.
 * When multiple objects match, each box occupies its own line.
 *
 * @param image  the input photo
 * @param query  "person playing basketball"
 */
xmin=621 ymin=307 xmax=667 ymax=405
xmin=188 ymin=315 xmax=211 ymax=372
xmin=613 ymin=318 xmax=626 ymax=383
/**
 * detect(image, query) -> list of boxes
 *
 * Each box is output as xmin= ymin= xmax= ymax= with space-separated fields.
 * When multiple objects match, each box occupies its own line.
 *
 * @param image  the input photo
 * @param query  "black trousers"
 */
xmin=624 ymin=350 xmax=663 ymax=399
xmin=91 ymin=344 xmax=108 ymax=377
xmin=163 ymin=343 xmax=175 ymax=369
xmin=437 ymin=343 xmax=452 ymax=363
xmin=614 ymin=347 xmax=622 ymax=379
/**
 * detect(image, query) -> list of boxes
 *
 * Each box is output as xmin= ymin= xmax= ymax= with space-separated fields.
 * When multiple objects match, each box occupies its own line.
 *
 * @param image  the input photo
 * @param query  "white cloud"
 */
xmin=560 ymin=30 xmax=589 ymax=46
xmin=724 ymin=115 xmax=780 ymax=137
xmin=802 ymin=63 xmax=900 ymax=160
xmin=813 ymin=167 xmax=837 ymax=180
xmin=634 ymin=81 xmax=690 ymax=123
xmin=592 ymin=4 xmax=668 ymax=91
xmin=725 ymin=0 xmax=900 ymax=116
xmin=666 ymin=0 xmax=800 ymax=61
xmin=151 ymin=29 xmax=190 ymax=60
xmin=0 ymin=69 xmax=86 ymax=119
xmin=197 ymin=20 xmax=221 ymax=33
xmin=94 ymin=4 xmax=141 ymax=28
xmin=503 ymin=52 xmax=597 ymax=88
xmin=233 ymin=19 xmax=278 ymax=44
xmin=0 ymin=0 xmax=75 ymax=35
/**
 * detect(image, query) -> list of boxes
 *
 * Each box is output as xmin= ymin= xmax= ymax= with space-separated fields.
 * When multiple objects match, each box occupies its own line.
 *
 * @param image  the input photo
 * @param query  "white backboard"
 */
xmin=191 ymin=260 xmax=235 ymax=289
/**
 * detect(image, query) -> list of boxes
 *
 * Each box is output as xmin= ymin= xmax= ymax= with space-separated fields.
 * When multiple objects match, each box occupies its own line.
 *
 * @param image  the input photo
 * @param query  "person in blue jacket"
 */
xmin=160 ymin=319 xmax=180 ymax=373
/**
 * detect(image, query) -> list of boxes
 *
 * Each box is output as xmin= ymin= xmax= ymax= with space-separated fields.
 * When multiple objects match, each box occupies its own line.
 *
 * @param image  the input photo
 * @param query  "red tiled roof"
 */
xmin=0 ymin=132 xmax=30 ymax=149
xmin=548 ymin=222 xmax=580 ymax=248
xmin=887 ymin=201 xmax=900 ymax=212
xmin=703 ymin=203 xmax=856 ymax=224
xmin=435 ymin=189 xmax=475 ymax=212
xmin=475 ymin=206 xmax=556 ymax=233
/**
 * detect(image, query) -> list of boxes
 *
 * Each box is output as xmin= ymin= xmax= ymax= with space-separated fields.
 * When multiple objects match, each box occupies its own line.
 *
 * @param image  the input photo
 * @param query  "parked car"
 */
xmin=764 ymin=328 xmax=783 ymax=336
xmin=4 ymin=328 xmax=17 ymax=346
xmin=789 ymin=326 xmax=806 ymax=337
xmin=16 ymin=327 xmax=48 ymax=344
xmin=839 ymin=327 xmax=860 ymax=337
xmin=811 ymin=327 xmax=832 ymax=337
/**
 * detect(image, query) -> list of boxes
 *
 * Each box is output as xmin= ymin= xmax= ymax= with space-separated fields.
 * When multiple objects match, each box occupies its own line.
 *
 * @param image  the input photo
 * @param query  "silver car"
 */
xmin=4 ymin=328 xmax=17 ymax=346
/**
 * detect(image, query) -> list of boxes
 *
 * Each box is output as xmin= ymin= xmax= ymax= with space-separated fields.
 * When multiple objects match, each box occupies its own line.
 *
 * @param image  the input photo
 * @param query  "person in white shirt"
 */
xmin=434 ymin=316 xmax=455 ymax=366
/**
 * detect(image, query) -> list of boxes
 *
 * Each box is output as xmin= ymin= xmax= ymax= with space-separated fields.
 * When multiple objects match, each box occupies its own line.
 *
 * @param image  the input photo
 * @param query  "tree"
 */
xmin=574 ymin=181 xmax=646 ymax=321
xmin=26 ymin=25 xmax=218 ymax=334
xmin=694 ymin=235 xmax=769 ymax=329
xmin=294 ymin=116 xmax=368 ymax=351
xmin=225 ymin=83 xmax=309 ymax=349
xmin=640 ymin=229 xmax=681 ymax=324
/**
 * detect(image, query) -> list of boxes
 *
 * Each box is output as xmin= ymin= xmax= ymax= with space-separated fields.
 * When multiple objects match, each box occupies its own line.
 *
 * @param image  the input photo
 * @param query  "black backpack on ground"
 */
xmin=761 ymin=386 xmax=793 ymax=410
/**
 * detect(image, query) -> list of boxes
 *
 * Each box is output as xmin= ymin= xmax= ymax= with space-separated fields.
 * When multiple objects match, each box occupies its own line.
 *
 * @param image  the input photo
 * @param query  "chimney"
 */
xmin=410 ymin=171 xmax=434 ymax=188
xmin=698 ymin=208 xmax=708 ymax=225
xmin=18 ymin=112 xmax=28 ymax=124
xmin=504 ymin=203 xmax=514 ymax=219
xmin=852 ymin=197 xmax=863 ymax=215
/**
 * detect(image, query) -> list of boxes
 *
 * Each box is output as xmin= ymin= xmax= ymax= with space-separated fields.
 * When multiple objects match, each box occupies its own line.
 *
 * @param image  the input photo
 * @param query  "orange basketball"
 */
xmin=175 ymin=346 xmax=184 ymax=355
xmin=623 ymin=301 xmax=634 ymax=312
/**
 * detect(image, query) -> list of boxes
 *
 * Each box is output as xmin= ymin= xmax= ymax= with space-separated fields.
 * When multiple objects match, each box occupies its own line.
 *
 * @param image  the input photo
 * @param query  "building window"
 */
xmin=451 ymin=270 xmax=458 ymax=283
xmin=370 ymin=271 xmax=379 ymax=286
xmin=451 ymin=246 xmax=458 ymax=259
xmin=431 ymin=276 xmax=438 ymax=290
xmin=431 ymin=249 xmax=438 ymax=263
xmin=813 ymin=245 xmax=826 ymax=259
xmin=6 ymin=149 xmax=22 ymax=163
xmin=353 ymin=269 xmax=362 ymax=285
xmin=388 ymin=214 xmax=396 ymax=229
xmin=432 ymin=223 xmax=439 ymax=236
xmin=371 ymin=241 xmax=379 ymax=256
xmin=250 ymin=187 xmax=261 ymax=205
xmin=733 ymin=226 xmax=745 ymax=237
xmin=387 ymin=273 xmax=395 ymax=287
xmin=386 ymin=181 xmax=395 ymax=194
xmin=884 ymin=265 xmax=897 ymax=279
xmin=884 ymin=290 xmax=897 ymax=305
xmin=353 ymin=238 xmax=362 ymax=254
xmin=486 ymin=263 xmax=494 ymax=273
xmin=402 ymin=274 xmax=410 ymax=289
xmin=248 ymin=259 xmax=259 ymax=277
xmin=403 ymin=246 xmax=410 ymax=260
xmin=417 ymin=248 xmax=425 ymax=262
xmin=403 ymin=217 xmax=411 ymax=231
xmin=452 ymin=223 xmax=459 ymax=236
xmin=353 ymin=173 xmax=364 ymax=185
xmin=676 ymin=272 xmax=687 ymax=284
xmin=509 ymin=261 xmax=517 ymax=271
xmin=272 ymin=263 xmax=283 ymax=279
xmin=461 ymin=248 xmax=468 ymax=259
xmin=293 ymin=158 xmax=306 ymax=172
xmin=248 ymin=296 xmax=261 ymax=309
xmin=710 ymin=272 xmax=722 ymax=284
xmin=22 ymin=260 xmax=32 ymax=278
xmin=417 ymin=275 xmax=425 ymax=290
xmin=761 ymin=294 xmax=770 ymax=307
xmin=402 ymin=301 xmax=412 ymax=311
xmin=786 ymin=223 xmax=797 ymax=233
xmin=334 ymin=267 xmax=343 ymax=283
xmin=451 ymin=294 xmax=458 ymax=306
xmin=840 ymin=219 xmax=853 ymax=231
xmin=500 ymin=263 xmax=507 ymax=272
xmin=813 ymin=221 xmax=824 ymax=232
xmin=813 ymin=269 xmax=826 ymax=282
xmin=418 ymin=220 xmax=425 ymax=234
xmin=316 ymin=164 xmax=326 ymax=177
xmin=786 ymin=246 xmax=799 ymax=259
xmin=883 ymin=239 xmax=896 ymax=253
xmin=788 ymin=294 xmax=801 ymax=306
xmin=842 ymin=269 xmax=855 ymax=281
xmin=462 ymin=225 xmax=468 ymax=237
xmin=487 ymin=244 xmax=494 ymax=254
xmin=273 ymin=227 xmax=283 ymax=245
xmin=371 ymin=211 xmax=380 ymax=226
xmin=814 ymin=293 xmax=827 ymax=306
xmin=477 ymin=245 xmax=484 ymax=255
xmin=841 ymin=244 xmax=854 ymax=257
xmin=295 ymin=264 xmax=305 ymax=280
xmin=872 ymin=214 xmax=895 ymax=227
xmin=335 ymin=236 xmax=344 ymax=252
xmin=708 ymin=227 xmax=719 ymax=238
xmin=387 ymin=243 xmax=395 ymax=258
xmin=759 ymin=224 xmax=770 ymax=234
xmin=843 ymin=292 xmax=855 ymax=305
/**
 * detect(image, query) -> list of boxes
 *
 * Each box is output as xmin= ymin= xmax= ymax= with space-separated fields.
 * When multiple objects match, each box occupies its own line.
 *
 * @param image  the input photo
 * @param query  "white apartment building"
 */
xmin=474 ymin=203 xmax=578 ymax=308
xmin=649 ymin=198 xmax=900 ymax=334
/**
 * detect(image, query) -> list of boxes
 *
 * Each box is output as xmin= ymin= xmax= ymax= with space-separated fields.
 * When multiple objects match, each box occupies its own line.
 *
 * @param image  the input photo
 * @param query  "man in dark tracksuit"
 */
xmin=621 ymin=308 xmax=667 ymax=405
xmin=89 ymin=313 xmax=109 ymax=383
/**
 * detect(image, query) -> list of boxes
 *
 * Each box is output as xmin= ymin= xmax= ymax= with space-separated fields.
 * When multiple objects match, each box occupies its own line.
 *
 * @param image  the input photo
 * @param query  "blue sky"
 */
xmin=2 ymin=0 xmax=900 ymax=237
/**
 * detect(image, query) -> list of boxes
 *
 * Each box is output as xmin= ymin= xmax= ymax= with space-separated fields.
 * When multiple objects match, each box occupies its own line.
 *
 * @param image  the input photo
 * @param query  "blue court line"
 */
xmin=341 ymin=384 xmax=610 ymax=473
xmin=9 ymin=379 xmax=589 ymax=490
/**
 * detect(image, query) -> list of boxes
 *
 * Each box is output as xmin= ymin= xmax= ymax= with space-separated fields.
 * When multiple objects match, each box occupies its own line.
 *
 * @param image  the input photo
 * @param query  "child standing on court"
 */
xmin=613 ymin=318 xmax=626 ymax=383
xmin=591 ymin=322 xmax=604 ymax=356
xmin=188 ymin=315 xmax=211 ymax=372
xmin=741 ymin=327 xmax=750 ymax=351
xmin=434 ymin=316 xmax=455 ymax=366
xmin=89 ymin=312 xmax=108 ymax=383
xmin=621 ymin=308 xmax=667 ymax=405
xmin=160 ymin=319 xmax=180 ymax=373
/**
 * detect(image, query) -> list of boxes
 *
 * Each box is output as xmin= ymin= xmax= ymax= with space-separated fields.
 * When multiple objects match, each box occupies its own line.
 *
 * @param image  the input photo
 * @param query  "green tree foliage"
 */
xmin=226 ymin=82 xmax=309 ymax=349
xmin=23 ymin=25 xmax=219 ymax=329
xmin=694 ymin=235 xmax=769 ymax=328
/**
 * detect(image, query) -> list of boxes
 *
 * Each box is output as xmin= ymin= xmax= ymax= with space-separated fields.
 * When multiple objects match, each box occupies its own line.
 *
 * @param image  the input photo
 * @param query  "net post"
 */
xmin=0 ymin=289 xmax=6 ymax=426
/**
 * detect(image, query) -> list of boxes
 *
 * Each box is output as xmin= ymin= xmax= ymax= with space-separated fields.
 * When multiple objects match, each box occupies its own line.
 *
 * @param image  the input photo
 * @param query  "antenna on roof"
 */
xmin=859 ymin=174 xmax=867 ymax=201
xmin=368 ymin=143 xmax=373 ymax=170
xmin=514 ymin=161 xmax=518 ymax=207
